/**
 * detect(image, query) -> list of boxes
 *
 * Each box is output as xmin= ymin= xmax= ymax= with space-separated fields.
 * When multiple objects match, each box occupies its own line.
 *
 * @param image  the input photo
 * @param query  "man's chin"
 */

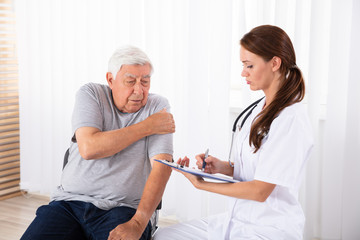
xmin=125 ymin=104 xmax=145 ymax=113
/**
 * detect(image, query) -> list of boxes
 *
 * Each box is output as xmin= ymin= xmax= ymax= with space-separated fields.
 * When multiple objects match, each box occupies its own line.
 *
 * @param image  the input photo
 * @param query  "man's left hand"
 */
xmin=107 ymin=219 xmax=143 ymax=240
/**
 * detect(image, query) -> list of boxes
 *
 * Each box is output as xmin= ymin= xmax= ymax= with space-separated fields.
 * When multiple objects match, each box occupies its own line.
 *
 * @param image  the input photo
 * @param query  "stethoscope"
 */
xmin=228 ymin=97 xmax=264 ymax=167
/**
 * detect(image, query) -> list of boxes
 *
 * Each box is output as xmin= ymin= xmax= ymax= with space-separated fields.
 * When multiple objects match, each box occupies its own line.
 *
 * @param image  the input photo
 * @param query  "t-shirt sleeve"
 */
xmin=72 ymin=84 xmax=103 ymax=133
xmin=147 ymin=96 xmax=174 ymax=159
xmin=254 ymin=112 xmax=313 ymax=189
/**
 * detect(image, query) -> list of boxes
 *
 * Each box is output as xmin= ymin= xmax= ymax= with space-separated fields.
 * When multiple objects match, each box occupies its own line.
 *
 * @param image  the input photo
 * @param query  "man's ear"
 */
xmin=106 ymin=72 xmax=113 ymax=88
xmin=271 ymin=56 xmax=282 ymax=72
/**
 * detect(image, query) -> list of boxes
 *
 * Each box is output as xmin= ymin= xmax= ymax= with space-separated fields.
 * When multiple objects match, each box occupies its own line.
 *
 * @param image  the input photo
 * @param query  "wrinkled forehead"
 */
xmin=120 ymin=62 xmax=153 ymax=75
xmin=118 ymin=63 xmax=152 ymax=77
xmin=124 ymin=72 xmax=151 ymax=78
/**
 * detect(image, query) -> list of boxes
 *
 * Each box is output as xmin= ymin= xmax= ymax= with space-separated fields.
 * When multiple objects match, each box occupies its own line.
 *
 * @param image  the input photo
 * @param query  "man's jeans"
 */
xmin=20 ymin=200 xmax=152 ymax=240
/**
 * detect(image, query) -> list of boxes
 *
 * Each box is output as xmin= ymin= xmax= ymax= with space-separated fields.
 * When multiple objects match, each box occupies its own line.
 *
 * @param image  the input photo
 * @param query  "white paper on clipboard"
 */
xmin=154 ymin=159 xmax=239 ymax=183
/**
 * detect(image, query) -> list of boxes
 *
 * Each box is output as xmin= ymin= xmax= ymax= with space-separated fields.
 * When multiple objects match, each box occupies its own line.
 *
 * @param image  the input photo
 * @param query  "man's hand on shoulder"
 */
xmin=144 ymin=108 xmax=175 ymax=135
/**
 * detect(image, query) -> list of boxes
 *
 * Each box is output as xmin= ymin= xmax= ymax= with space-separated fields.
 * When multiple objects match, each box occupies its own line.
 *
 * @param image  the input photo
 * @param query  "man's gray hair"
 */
xmin=108 ymin=45 xmax=153 ymax=78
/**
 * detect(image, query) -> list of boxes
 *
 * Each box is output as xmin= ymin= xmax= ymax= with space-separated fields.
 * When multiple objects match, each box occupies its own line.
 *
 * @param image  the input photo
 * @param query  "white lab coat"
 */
xmin=155 ymin=99 xmax=314 ymax=240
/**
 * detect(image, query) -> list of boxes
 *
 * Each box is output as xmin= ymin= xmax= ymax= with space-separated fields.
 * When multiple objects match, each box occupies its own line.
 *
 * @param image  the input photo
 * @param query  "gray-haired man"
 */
xmin=21 ymin=46 xmax=175 ymax=240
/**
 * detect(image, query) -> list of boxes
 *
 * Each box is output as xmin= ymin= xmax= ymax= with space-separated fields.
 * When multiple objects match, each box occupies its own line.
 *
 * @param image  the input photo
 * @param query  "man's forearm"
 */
xmin=76 ymin=109 xmax=175 ymax=160
xmin=76 ymin=121 xmax=152 ymax=160
xmin=131 ymin=155 xmax=172 ymax=230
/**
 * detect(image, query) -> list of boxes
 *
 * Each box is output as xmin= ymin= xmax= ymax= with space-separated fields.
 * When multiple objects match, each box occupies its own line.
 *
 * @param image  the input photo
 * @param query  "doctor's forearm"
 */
xmin=197 ymin=180 xmax=275 ymax=202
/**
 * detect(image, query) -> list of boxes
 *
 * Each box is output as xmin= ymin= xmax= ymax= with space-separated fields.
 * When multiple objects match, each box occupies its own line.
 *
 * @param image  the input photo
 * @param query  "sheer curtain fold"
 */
xmin=15 ymin=0 xmax=359 ymax=239
xmin=319 ymin=0 xmax=360 ymax=239
xmin=342 ymin=3 xmax=360 ymax=239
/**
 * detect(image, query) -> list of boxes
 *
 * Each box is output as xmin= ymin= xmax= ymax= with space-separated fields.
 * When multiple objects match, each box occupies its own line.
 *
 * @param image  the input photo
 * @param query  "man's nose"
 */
xmin=133 ymin=82 xmax=143 ymax=94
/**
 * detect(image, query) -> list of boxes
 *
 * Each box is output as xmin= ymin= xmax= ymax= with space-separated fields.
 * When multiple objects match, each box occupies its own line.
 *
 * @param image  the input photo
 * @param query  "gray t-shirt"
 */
xmin=51 ymin=83 xmax=173 ymax=210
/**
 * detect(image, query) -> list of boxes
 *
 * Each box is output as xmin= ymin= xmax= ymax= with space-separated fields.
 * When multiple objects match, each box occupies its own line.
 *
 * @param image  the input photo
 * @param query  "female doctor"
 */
xmin=154 ymin=25 xmax=314 ymax=240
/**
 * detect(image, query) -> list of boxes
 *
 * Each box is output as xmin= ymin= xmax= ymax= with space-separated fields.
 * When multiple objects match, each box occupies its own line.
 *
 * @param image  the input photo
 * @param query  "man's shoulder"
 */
xmin=147 ymin=93 xmax=169 ymax=106
xmin=80 ymin=82 xmax=110 ymax=93
xmin=77 ymin=82 xmax=111 ymax=100
xmin=142 ymin=94 xmax=170 ymax=114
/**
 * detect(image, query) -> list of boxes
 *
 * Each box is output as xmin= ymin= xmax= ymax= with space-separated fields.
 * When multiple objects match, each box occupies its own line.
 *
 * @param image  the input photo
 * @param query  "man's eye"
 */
xmin=247 ymin=65 xmax=253 ymax=69
xmin=141 ymin=80 xmax=149 ymax=85
xmin=126 ymin=80 xmax=136 ymax=85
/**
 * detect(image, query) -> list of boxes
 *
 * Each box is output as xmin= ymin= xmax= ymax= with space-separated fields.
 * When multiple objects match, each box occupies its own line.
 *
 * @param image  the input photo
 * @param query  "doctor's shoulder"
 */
xmin=273 ymin=102 xmax=313 ymax=137
xmin=275 ymin=102 xmax=309 ymax=119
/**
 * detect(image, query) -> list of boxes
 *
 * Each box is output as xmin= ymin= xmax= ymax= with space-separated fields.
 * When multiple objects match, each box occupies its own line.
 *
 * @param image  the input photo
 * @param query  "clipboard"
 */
xmin=155 ymin=159 xmax=239 ymax=183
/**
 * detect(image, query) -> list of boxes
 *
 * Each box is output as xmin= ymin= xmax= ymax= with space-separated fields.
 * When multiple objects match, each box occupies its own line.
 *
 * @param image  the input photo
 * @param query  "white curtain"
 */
xmin=14 ymin=0 xmax=360 ymax=239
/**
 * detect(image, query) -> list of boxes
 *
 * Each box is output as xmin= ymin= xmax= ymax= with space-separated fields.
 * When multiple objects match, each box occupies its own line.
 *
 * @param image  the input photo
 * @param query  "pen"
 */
xmin=202 ymin=148 xmax=209 ymax=171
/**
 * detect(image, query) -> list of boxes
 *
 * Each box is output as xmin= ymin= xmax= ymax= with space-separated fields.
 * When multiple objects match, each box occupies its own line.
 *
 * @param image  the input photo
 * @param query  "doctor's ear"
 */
xmin=271 ymin=56 xmax=282 ymax=72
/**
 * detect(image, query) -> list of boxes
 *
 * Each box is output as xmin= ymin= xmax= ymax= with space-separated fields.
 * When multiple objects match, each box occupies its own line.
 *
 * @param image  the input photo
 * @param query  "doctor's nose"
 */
xmin=241 ymin=68 xmax=249 ymax=77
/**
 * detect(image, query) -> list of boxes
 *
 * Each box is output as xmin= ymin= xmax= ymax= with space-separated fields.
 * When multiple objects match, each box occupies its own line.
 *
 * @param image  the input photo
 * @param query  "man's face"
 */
xmin=107 ymin=63 xmax=151 ymax=113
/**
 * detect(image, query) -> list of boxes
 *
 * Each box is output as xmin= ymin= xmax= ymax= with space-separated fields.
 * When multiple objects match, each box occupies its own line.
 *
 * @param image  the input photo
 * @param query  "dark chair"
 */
xmin=62 ymin=148 xmax=70 ymax=169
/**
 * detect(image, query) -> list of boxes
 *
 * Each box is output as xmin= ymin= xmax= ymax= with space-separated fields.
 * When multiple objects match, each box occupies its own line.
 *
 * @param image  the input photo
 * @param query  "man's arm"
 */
xmin=108 ymin=153 xmax=173 ymax=240
xmin=76 ymin=109 xmax=174 ymax=160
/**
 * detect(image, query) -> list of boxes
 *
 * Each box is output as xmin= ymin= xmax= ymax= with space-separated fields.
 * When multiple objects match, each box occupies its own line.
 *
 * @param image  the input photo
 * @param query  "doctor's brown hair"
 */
xmin=240 ymin=25 xmax=305 ymax=153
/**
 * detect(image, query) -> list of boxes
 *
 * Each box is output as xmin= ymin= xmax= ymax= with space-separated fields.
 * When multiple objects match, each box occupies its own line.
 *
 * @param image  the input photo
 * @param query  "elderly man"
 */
xmin=21 ymin=46 xmax=175 ymax=240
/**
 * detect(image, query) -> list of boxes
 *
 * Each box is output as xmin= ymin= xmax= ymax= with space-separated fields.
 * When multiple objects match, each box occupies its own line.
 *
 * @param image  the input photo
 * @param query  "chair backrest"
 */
xmin=62 ymin=148 xmax=70 ymax=169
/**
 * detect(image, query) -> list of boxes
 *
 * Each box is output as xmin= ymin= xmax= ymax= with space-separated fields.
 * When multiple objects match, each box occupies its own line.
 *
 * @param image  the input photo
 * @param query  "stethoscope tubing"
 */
xmin=228 ymin=97 xmax=264 ymax=167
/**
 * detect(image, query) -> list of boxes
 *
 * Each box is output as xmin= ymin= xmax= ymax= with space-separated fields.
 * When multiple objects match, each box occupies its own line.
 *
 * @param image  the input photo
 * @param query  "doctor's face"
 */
xmin=106 ymin=63 xmax=151 ymax=113
xmin=240 ymin=46 xmax=276 ymax=93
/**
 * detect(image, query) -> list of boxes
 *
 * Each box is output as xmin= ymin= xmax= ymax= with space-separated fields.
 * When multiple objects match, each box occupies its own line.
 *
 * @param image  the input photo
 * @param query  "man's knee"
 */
xmin=21 ymin=201 xmax=85 ymax=240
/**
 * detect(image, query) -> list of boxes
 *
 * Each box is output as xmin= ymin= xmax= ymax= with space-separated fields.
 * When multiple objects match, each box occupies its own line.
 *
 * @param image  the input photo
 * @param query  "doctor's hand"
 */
xmin=176 ymin=157 xmax=205 ymax=189
xmin=177 ymin=156 xmax=190 ymax=167
xmin=195 ymin=154 xmax=222 ymax=173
